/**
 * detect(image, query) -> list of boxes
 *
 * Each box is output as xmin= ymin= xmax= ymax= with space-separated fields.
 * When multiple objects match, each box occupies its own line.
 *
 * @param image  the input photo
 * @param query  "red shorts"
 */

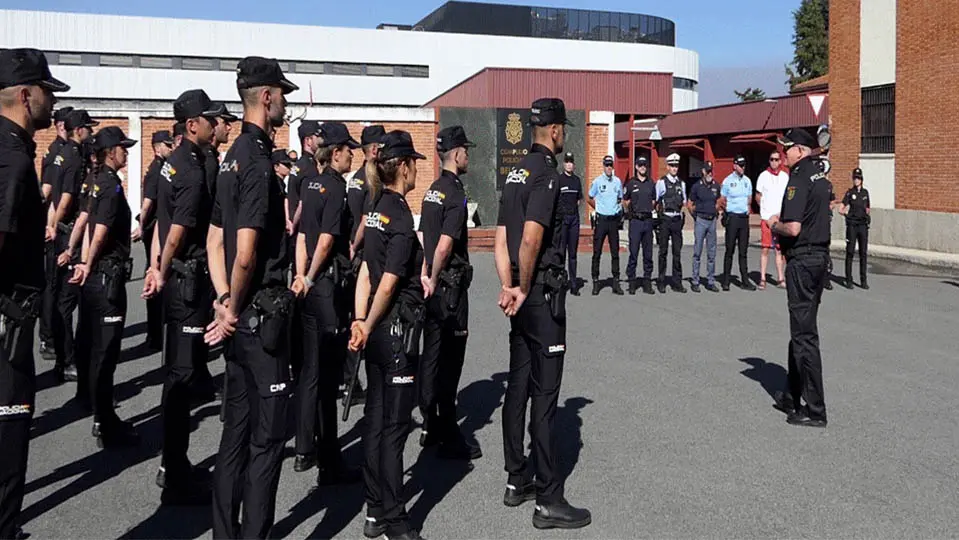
xmin=761 ymin=220 xmax=779 ymax=250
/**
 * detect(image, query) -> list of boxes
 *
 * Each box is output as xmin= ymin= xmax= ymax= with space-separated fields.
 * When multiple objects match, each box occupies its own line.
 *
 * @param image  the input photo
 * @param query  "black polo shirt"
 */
xmin=623 ymin=176 xmax=656 ymax=217
xmin=203 ymin=145 xmax=220 ymax=201
xmin=688 ymin=178 xmax=721 ymax=217
xmin=141 ymin=156 xmax=164 ymax=227
xmin=300 ymin=166 xmax=350 ymax=268
xmin=347 ymin=162 xmax=370 ymax=243
xmin=496 ymin=143 xmax=562 ymax=278
xmin=288 ymin=151 xmax=316 ymax=219
xmin=89 ymin=166 xmax=132 ymax=264
xmin=48 ymin=139 xmax=85 ymax=225
xmin=418 ymin=169 xmax=469 ymax=269
xmin=41 ymin=136 xmax=66 ymax=182
xmin=157 ymin=139 xmax=211 ymax=260
xmin=779 ymin=155 xmax=831 ymax=255
xmin=0 ymin=116 xmax=45 ymax=296
xmin=363 ymin=189 xmax=424 ymax=308
xmin=557 ymin=172 xmax=582 ymax=217
xmin=842 ymin=186 xmax=870 ymax=223
xmin=211 ymin=122 xmax=288 ymax=309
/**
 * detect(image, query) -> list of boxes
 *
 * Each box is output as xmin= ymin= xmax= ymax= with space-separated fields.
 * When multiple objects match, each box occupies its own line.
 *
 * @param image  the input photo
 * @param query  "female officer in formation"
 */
xmin=69 ymin=126 xmax=139 ymax=448
xmin=840 ymin=168 xmax=870 ymax=290
xmin=348 ymin=130 xmax=426 ymax=540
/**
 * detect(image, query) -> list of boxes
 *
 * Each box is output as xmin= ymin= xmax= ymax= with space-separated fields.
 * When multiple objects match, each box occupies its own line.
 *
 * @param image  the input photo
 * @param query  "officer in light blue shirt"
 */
xmin=587 ymin=155 xmax=624 ymax=295
xmin=719 ymin=155 xmax=756 ymax=290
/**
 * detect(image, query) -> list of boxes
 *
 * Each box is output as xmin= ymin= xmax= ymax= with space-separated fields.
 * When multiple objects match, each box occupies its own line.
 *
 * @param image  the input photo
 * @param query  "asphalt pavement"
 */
xmin=19 ymin=248 xmax=959 ymax=539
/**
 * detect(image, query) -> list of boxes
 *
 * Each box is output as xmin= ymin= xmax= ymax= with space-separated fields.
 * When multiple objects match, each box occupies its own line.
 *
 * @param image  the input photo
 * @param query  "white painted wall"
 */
xmin=858 ymin=154 xmax=895 ymax=209
xmin=0 ymin=9 xmax=699 ymax=107
xmin=860 ymin=0 xmax=897 ymax=87
xmin=672 ymin=89 xmax=697 ymax=112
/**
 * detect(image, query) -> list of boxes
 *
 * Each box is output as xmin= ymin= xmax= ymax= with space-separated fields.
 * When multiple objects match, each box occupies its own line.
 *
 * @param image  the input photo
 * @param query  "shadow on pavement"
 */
xmin=738 ymin=357 xmax=786 ymax=400
xmin=120 ymin=341 xmax=160 ymax=365
xmin=556 ymin=396 xmax=593 ymax=484
xmin=122 ymin=322 xmax=147 ymax=339
xmin=406 ymin=372 xmax=508 ymax=533
xmin=941 ymin=280 xmax=959 ymax=289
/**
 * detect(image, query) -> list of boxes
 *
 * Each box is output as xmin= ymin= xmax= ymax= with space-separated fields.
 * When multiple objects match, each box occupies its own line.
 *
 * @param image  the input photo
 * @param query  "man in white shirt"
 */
xmin=755 ymin=150 xmax=789 ymax=289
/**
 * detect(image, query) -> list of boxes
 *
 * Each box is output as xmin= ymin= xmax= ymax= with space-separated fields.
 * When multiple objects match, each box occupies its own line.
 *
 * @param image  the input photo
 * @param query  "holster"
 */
xmin=350 ymin=249 xmax=364 ymax=279
xmin=541 ymin=265 xmax=570 ymax=320
xmin=171 ymin=258 xmax=201 ymax=303
xmin=331 ymin=253 xmax=353 ymax=290
xmin=252 ymin=287 xmax=295 ymax=354
xmin=721 ymin=213 xmax=730 ymax=228
xmin=438 ymin=256 xmax=473 ymax=318
xmin=391 ymin=301 xmax=425 ymax=357
xmin=98 ymin=258 xmax=133 ymax=304
xmin=56 ymin=221 xmax=73 ymax=235
xmin=0 ymin=285 xmax=42 ymax=348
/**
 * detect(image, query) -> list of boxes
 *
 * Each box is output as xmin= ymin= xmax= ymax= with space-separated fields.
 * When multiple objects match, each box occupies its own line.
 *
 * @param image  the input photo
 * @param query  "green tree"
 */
xmin=785 ymin=0 xmax=829 ymax=87
xmin=734 ymin=87 xmax=767 ymax=102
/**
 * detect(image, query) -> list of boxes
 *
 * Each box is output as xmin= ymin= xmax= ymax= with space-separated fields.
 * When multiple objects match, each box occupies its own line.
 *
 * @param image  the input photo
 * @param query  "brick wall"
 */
xmin=35 ymin=117 xmax=130 ymax=190
xmin=585 ymin=123 xmax=609 ymax=197
xmin=828 ymin=0 xmax=861 ymax=192
xmin=895 ymin=2 xmax=959 ymax=212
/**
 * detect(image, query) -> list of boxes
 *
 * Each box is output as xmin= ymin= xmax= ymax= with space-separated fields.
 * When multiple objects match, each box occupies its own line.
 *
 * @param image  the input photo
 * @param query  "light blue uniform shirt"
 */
xmin=589 ymin=174 xmax=623 ymax=216
xmin=721 ymin=172 xmax=753 ymax=214
xmin=655 ymin=175 xmax=687 ymax=217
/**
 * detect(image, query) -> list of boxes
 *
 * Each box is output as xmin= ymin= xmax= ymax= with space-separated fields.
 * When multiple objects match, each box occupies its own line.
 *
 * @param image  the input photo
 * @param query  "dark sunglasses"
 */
xmin=770 ymin=157 xmax=781 ymax=162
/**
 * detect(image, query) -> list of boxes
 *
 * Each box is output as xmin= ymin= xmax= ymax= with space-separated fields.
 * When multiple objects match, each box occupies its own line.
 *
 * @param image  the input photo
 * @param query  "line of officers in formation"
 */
xmin=0 ymin=48 xmax=844 ymax=540
xmin=555 ymin=149 xmax=872 ymax=296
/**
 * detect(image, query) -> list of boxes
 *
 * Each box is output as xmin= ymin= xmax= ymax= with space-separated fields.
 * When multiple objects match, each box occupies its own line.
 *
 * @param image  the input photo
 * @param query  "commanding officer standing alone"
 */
xmin=687 ymin=162 xmax=721 ymax=292
xmin=586 ymin=155 xmax=624 ymax=296
xmin=768 ymin=128 xmax=831 ymax=428
xmin=205 ymin=57 xmax=298 ymax=539
xmin=656 ymin=153 xmax=687 ymax=293
xmin=623 ymin=156 xmax=657 ymax=295
xmin=138 ymin=130 xmax=174 ymax=351
xmin=494 ymin=98 xmax=591 ymax=530
xmin=418 ymin=125 xmax=481 ymax=460
xmin=840 ymin=168 xmax=870 ymax=290
xmin=720 ymin=155 xmax=756 ymax=291
xmin=555 ymin=152 xmax=582 ymax=295
xmin=0 ymin=47 xmax=68 ymax=540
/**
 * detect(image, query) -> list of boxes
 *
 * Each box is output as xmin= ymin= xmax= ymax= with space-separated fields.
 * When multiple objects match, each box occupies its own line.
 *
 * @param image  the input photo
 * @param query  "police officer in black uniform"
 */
xmin=206 ymin=57 xmax=297 ymax=539
xmin=623 ymin=156 xmax=657 ymax=295
xmin=656 ymin=154 xmax=688 ymax=293
xmin=555 ymin=152 xmax=583 ymax=295
xmin=348 ymin=130 xmax=426 ymax=540
xmin=70 ymin=126 xmax=140 ymax=447
xmin=841 ymin=168 xmax=870 ymax=290
xmin=417 ymin=125 xmax=481 ymax=460
xmin=172 ymin=121 xmax=186 ymax=149
xmin=289 ymin=122 xmax=363 ymax=485
xmin=138 ymin=130 xmax=174 ymax=351
xmin=206 ymin=106 xmax=237 ymax=199
xmin=0 ymin=47 xmax=68 ymax=540
xmin=495 ymin=98 xmax=591 ymax=530
xmin=768 ymin=128 xmax=831 ymax=428
xmin=287 ymin=120 xmax=320 ymax=244
xmin=143 ymin=89 xmax=222 ymax=505
xmin=38 ymin=106 xmax=73 ymax=360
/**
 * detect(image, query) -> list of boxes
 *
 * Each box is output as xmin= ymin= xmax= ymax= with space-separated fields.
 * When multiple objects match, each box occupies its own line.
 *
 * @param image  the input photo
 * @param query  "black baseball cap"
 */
xmin=379 ymin=130 xmax=426 ymax=161
xmin=64 ymin=110 xmax=98 ymax=131
xmin=53 ymin=107 xmax=74 ymax=124
xmin=297 ymin=120 xmax=321 ymax=141
xmin=852 ymin=167 xmax=863 ymax=179
xmin=703 ymin=161 xmax=713 ymax=172
xmin=733 ymin=155 xmax=747 ymax=167
xmin=361 ymin=125 xmax=387 ymax=146
xmin=173 ymin=89 xmax=223 ymax=122
xmin=635 ymin=156 xmax=648 ymax=166
xmin=0 ymin=48 xmax=70 ymax=92
xmin=236 ymin=56 xmax=298 ymax=94
xmin=602 ymin=155 xmax=614 ymax=166
xmin=436 ymin=125 xmax=475 ymax=152
xmin=564 ymin=152 xmax=575 ymax=163
xmin=529 ymin=98 xmax=573 ymax=127
xmin=318 ymin=122 xmax=360 ymax=149
xmin=779 ymin=128 xmax=819 ymax=149
xmin=151 ymin=130 xmax=173 ymax=145
xmin=217 ymin=105 xmax=238 ymax=122
xmin=271 ymin=149 xmax=293 ymax=167
xmin=93 ymin=126 xmax=137 ymax=151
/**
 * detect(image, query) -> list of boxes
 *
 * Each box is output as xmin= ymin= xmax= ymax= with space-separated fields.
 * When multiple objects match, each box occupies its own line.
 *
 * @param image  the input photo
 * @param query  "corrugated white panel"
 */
xmin=672 ymin=89 xmax=697 ymax=112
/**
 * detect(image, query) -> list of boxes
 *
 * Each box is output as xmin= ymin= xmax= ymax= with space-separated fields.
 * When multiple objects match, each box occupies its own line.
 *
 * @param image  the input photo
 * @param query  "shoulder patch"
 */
xmin=161 ymin=162 xmax=176 ymax=182
xmin=786 ymin=186 xmax=796 ymax=200
xmin=54 ymin=155 xmax=64 ymax=166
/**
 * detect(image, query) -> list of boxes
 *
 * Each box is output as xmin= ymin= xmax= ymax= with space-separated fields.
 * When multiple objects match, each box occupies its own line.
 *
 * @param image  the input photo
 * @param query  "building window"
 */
xmin=861 ymin=84 xmax=895 ymax=154
xmin=219 ymin=59 xmax=239 ymax=71
xmin=673 ymin=77 xmax=697 ymax=91
xmin=366 ymin=64 xmax=395 ymax=77
xmin=140 ymin=56 xmax=173 ymax=69
xmin=293 ymin=62 xmax=325 ymax=74
xmin=330 ymin=63 xmax=363 ymax=76
xmin=182 ymin=57 xmax=215 ymax=70
xmin=58 ymin=53 xmax=83 ymax=65
xmin=99 ymin=54 xmax=135 ymax=67
xmin=399 ymin=65 xmax=429 ymax=78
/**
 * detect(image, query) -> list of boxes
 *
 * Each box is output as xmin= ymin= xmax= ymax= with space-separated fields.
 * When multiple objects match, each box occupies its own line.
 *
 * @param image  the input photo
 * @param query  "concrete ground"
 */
xmin=19 ymin=248 xmax=959 ymax=539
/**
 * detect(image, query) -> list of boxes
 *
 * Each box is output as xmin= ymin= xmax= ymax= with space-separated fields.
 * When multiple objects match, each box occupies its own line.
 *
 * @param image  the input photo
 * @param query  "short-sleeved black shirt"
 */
xmin=288 ymin=152 xmax=316 ymax=219
xmin=203 ymin=145 xmax=220 ymax=201
xmin=842 ymin=186 xmax=870 ymax=223
xmin=623 ymin=177 xmax=656 ymax=217
xmin=778 ymin=155 xmax=831 ymax=255
xmin=300 ymin=166 xmax=351 ymax=268
xmin=50 ymin=140 xmax=85 ymax=225
xmin=418 ymin=169 xmax=469 ymax=269
xmin=90 ymin=166 xmax=132 ymax=264
xmin=0 ymin=116 xmax=45 ymax=295
xmin=157 ymin=139 xmax=211 ymax=260
xmin=496 ymin=143 xmax=562 ymax=279
xmin=347 ymin=163 xmax=370 ymax=243
xmin=141 ymin=156 xmax=163 ymax=226
xmin=557 ymin=172 xmax=582 ymax=217
xmin=211 ymin=122 xmax=288 ymax=308
xmin=41 ymin=136 xmax=66 ymax=183
xmin=688 ymin=178 xmax=721 ymax=217
xmin=363 ymin=189 xmax=424 ymax=308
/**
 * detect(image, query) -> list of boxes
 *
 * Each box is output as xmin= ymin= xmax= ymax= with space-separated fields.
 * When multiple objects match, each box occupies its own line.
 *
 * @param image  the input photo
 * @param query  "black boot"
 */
xmin=823 ymin=279 xmax=834 ymax=290
xmin=611 ymin=279 xmax=624 ymax=296
xmin=293 ymin=454 xmax=317 ymax=472
xmin=740 ymin=276 xmax=757 ymax=291
xmin=363 ymin=517 xmax=388 ymax=539
xmin=532 ymin=499 xmax=592 ymax=530
xmin=643 ymin=279 xmax=655 ymax=295
xmin=860 ymin=277 xmax=869 ymax=290
xmin=657 ymin=278 xmax=666 ymax=294
xmin=843 ymin=278 xmax=853 ymax=290
xmin=503 ymin=481 xmax=536 ymax=507
xmin=591 ymin=281 xmax=600 ymax=296
xmin=627 ymin=278 xmax=637 ymax=295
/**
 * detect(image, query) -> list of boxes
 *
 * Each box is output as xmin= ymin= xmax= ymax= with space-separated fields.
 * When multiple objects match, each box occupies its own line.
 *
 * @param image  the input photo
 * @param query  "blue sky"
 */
xmin=5 ymin=0 xmax=803 ymax=106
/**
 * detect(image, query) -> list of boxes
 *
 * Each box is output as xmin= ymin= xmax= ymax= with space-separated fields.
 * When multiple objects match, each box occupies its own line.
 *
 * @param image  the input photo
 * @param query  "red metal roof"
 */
xmin=657 ymin=93 xmax=828 ymax=139
xmin=729 ymin=132 xmax=779 ymax=144
xmin=669 ymin=138 xmax=705 ymax=149
xmin=425 ymin=68 xmax=672 ymax=114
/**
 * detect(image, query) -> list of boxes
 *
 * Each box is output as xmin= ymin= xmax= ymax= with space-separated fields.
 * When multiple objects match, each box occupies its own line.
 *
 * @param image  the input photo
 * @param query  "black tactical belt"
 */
xmin=695 ymin=213 xmax=717 ymax=221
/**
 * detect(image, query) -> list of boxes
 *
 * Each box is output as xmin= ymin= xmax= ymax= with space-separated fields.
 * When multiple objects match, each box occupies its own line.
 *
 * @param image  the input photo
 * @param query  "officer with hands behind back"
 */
xmin=494 ymin=97 xmax=591 ymax=531
xmin=204 ymin=56 xmax=298 ymax=540
xmin=840 ymin=168 xmax=870 ymax=290
xmin=556 ymin=152 xmax=583 ymax=295
xmin=623 ymin=156 xmax=657 ymax=295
